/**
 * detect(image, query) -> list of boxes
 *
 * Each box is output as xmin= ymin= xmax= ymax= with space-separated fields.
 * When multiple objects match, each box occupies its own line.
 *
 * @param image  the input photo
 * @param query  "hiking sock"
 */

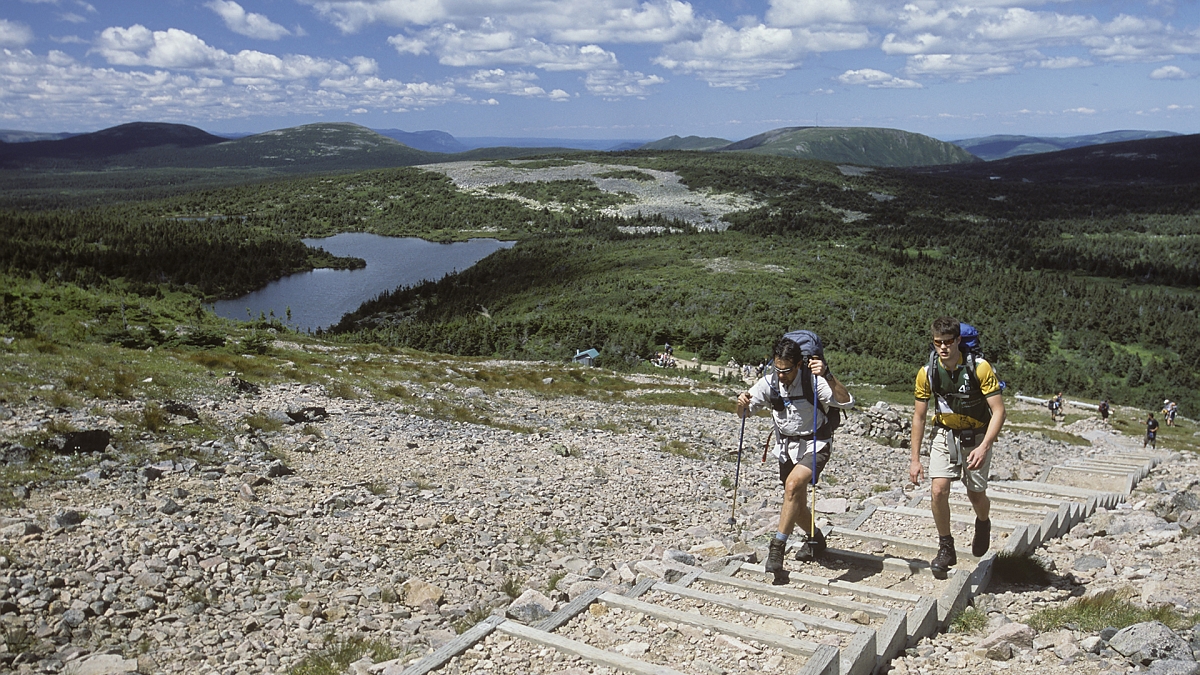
xmin=775 ymin=531 xmax=789 ymax=542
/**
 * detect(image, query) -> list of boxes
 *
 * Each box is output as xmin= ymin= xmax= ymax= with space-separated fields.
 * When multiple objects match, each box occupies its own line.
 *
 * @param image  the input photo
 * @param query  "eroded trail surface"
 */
xmin=1 ymin=364 xmax=1195 ymax=675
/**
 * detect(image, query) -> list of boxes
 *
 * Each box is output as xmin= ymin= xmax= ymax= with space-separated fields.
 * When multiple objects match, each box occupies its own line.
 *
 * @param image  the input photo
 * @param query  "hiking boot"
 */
xmin=930 ymin=535 xmax=956 ymax=579
xmin=765 ymin=537 xmax=786 ymax=574
xmin=795 ymin=529 xmax=827 ymax=561
xmin=972 ymin=518 xmax=991 ymax=557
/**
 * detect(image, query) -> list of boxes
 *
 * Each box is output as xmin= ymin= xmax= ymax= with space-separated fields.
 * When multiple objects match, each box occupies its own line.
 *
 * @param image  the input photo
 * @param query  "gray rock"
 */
xmin=505 ymin=589 xmax=555 ymax=623
xmin=158 ymin=499 xmax=181 ymax=515
xmin=61 ymin=608 xmax=87 ymax=627
xmin=0 ymin=443 xmax=31 ymax=465
xmin=55 ymin=510 xmax=85 ymax=528
xmin=663 ymin=549 xmax=696 ymax=566
xmin=1148 ymin=661 xmax=1200 ymax=675
xmin=266 ymin=461 xmax=294 ymax=478
xmin=1178 ymin=511 xmax=1200 ymax=537
xmin=1109 ymin=621 xmax=1194 ymax=665
xmin=976 ymin=622 xmax=1034 ymax=661
xmin=61 ymin=654 xmax=138 ymax=675
xmin=1073 ymin=554 xmax=1108 ymax=571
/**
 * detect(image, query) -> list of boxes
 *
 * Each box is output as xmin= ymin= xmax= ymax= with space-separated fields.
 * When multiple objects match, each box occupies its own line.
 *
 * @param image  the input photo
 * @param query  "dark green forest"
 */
xmin=1 ymin=149 xmax=1197 ymax=413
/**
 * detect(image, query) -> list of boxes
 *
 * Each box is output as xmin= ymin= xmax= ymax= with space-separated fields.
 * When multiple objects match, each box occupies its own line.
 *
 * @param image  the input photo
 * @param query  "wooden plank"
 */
xmin=908 ymin=596 xmax=938 ymax=647
xmin=675 ymin=569 xmax=703 ymax=588
xmin=876 ymin=608 xmax=908 ymax=665
xmin=598 ymin=591 xmax=821 ymax=655
xmin=718 ymin=559 xmax=743 ymax=577
xmin=1054 ymin=463 xmax=1135 ymax=476
xmin=698 ymin=571 xmax=891 ymax=619
xmin=400 ymin=614 xmax=504 ymax=675
xmin=496 ymin=620 xmax=687 ymax=675
xmin=937 ymin=550 xmax=980 ymax=626
xmin=832 ymin=528 xmax=978 ymax=561
xmin=950 ymin=485 xmax=1069 ymax=508
xmin=807 ymin=547 xmax=955 ymax=579
xmin=848 ymin=505 xmax=877 ymax=531
xmin=969 ymin=552 xmax=996 ymax=598
xmin=625 ymin=577 xmax=657 ymax=599
xmin=840 ymin=628 xmax=876 ymax=675
xmin=534 ymin=587 xmax=605 ymax=633
xmin=1000 ymin=523 xmax=1028 ymax=555
xmin=989 ymin=480 xmax=1113 ymax=499
xmin=652 ymin=581 xmax=861 ymax=634
xmin=782 ymin=570 xmax=923 ymax=604
xmin=797 ymin=644 xmax=839 ymax=675
xmin=875 ymin=505 xmax=1024 ymax=531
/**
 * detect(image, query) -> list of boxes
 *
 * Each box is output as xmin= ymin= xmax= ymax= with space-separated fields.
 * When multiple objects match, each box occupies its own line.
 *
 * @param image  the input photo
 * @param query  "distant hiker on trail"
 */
xmin=1098 ymin=399 xmax=1110 ymax=421
xmin=736 ymin=332 xmax=853 ymax=576
xmin=1049 ymin=392 xmax=1064 ymax=420
xmin=909 ymin=317 xmax=1006 ymax=579
xmin=1164 ymin=400 xmax=1177 ymax=427
xmin=1145 ymin=413 xmax=1159 ymax=449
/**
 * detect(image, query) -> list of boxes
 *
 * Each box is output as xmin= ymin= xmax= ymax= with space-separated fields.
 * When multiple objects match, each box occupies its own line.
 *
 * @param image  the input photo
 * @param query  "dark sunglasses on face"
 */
xmin=932 ymin=338 xmax=957 ymax=347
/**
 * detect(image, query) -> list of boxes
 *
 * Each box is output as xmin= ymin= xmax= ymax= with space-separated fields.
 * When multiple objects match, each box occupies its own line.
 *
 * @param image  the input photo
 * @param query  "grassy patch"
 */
xmin=1004 ymin=425 xmax=1089 ymax=446
xmin=453 ymin=605 xmax=493 ymax=635
xmin=633 ymin=389 xmax=734 ymax=412
xmin=1027 ymin=588 xmax=1191 ymax=632
xmin=659 ymin=439 xmax=704 ymax=460
xmin=243 ymin=411 xmax=285 ymax=434
xmin=501 ymin=574 xmax=525 ymax=599
xmin=288 ymin=636 xmax=407 ymax=675
xmin=949 ymin=606 xmax=988 ymax=634
xmin=546 ymin=570 xmax=567 ymax=593
xmin=594 ymin=169 xmax=656 ymax=182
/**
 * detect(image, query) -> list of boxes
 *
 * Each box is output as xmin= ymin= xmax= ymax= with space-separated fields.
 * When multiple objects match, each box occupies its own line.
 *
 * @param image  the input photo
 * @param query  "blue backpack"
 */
xmin=771 ymin=329 xmax=841 ymax=437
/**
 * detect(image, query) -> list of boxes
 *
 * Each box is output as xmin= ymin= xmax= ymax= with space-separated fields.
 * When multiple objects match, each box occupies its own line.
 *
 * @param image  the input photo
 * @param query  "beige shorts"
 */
xmin=928 ymin=428 xmax=990 ymax=492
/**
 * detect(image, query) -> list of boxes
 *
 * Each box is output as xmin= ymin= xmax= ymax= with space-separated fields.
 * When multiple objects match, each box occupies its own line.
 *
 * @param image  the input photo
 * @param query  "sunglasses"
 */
xmin=932 ymin=338 xmax=958 ymax=347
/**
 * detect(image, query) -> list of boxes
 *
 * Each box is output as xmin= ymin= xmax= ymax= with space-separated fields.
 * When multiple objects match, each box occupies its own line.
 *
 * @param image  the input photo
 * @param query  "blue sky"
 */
xmin=2 ymin=0 xmax=1198 ymax=141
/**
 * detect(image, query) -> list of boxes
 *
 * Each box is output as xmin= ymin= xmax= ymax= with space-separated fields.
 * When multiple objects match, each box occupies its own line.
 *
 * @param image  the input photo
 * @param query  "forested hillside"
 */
xmin=1 ymin=146 xmax=1197 ymax=413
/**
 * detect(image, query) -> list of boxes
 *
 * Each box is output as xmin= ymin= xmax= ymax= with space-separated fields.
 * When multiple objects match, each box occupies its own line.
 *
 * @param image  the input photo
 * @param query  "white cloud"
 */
xmin=655 ymin=21 xmax=869 ymax=88
xmin=0 ymin=20 xmax=35 ymax=48
xmin=904 ymin=53 xmax=1016 ymax=80
xmin=837 ymin=68 xmax=921 ymax=88
xmin=1036 ymin=56 xmax=1091 ymax=69
xmin=455 ymin=68 xmax=555 ymax=97
xmin=302 ymin=0 xmax=702 ymax=43
xmin=1063 ymin=107 xmax=1096 ymax=114
xmin=584 ymin=69 xmax=665 ymax=97
xmin=206 ymin=1 xmax=292 ymax=40
xmin=409 ymin=24 xmax=620 ymax=71
xmin=810 ymin=87 xmax=834 ymax=94
xmin=387 ymin=34 xmax=428 ymax=55
xmin=1150 ymin=64 xmax=1190 ymax=79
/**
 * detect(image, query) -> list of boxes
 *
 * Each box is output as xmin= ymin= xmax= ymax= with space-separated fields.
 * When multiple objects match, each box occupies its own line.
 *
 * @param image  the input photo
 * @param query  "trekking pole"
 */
xmin=810 ymin=367 xmax=819 ymax=540
xmin=729 ymin=412 xmax=747 ymax=528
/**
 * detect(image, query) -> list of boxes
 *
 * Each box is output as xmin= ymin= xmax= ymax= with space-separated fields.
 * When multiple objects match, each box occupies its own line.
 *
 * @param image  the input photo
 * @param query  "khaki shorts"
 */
xmin=928 ymin=428 xmax=990 ymax=492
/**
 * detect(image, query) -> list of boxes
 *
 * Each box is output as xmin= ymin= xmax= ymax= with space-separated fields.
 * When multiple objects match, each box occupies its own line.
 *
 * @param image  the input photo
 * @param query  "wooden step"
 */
xmin=496 ymin=619 xmax=687 ymax=675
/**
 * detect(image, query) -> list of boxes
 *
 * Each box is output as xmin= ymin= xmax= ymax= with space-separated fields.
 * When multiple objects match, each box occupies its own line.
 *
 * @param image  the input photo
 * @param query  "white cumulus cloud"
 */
xmin=1064 ymin=107 xmax=1096 ymax=114
xmin=0 ymin=20 xmax=35 ymax=48
xmin=1150 ymin=64 xmax=1190 ymax=79
xmin=837 ymin=68 xmax=921 ymax=88
xmin=206 ymin=0 xmax=292 ymax=40
xmin=584 ymin=69 xmax=665 ymax=97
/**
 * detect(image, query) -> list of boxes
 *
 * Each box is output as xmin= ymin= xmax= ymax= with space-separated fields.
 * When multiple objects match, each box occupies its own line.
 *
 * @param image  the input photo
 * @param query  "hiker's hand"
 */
xmin=808 ymin=358 xmax=827 ymax=377
xmin=736 ymin=392 xmax=751 ymax=417
xmin=909 ymin=459 xmax=924 ymax=484
xmin=967 ymin=444 xmax=989 ymax=471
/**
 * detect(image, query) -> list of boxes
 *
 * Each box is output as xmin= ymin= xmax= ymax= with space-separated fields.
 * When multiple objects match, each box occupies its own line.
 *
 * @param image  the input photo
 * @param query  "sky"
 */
xmin=1 ymin=0 xmax=1198 ymax=141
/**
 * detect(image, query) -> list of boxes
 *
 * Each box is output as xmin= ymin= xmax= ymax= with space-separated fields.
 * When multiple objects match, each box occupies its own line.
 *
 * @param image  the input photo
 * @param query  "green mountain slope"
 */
xmin=953 ymin=130 xmax=1180 ymax=161
xmin=722 ymin=126 xmax=979 ymax=167
xmin=640 ymin=135 xmax=731 ymax=151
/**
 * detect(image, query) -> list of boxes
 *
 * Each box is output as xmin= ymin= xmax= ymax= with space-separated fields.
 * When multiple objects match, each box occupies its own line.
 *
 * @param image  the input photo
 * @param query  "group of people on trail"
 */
xmin=1048 ymin=392 xmax=1065 ymax=420
xmin=735 ymin=317 xmax=1004 ymax=579
xmin=1163 ymin=399 xmax=1178 ymax=427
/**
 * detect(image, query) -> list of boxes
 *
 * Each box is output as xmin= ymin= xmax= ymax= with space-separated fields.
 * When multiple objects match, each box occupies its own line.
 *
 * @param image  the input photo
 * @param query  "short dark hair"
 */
xmin=931 ymin=316 xmax=960 ymax=337
xmin=773 ymin=337 xmax=806 ymax=364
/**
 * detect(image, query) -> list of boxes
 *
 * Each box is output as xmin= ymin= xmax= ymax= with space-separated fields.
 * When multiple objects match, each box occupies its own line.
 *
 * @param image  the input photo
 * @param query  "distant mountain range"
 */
xmin=919 ymin=132 xmax=1200 ymax=185
xmin=0 ymin=121 xmax=1192 ymax=178
xmin=639 ymin=127 xmax=977 ymax=167
xmin=950 ymin=130 xmax=1181 ymax=161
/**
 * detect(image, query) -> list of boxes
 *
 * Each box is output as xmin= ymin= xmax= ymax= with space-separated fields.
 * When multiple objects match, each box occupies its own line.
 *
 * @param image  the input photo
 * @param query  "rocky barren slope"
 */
xmin=0 ymin=348 xmax=1197 ymax=675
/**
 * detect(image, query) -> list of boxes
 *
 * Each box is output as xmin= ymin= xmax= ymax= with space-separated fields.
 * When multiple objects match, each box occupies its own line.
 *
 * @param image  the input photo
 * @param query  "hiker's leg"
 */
xmin=779 ymin=464 xmax=813 ymax=536
xmin=966 ymin=487 xmax=990 ymax=522
xmin=931 ymin=477 xmax=953 ymax=537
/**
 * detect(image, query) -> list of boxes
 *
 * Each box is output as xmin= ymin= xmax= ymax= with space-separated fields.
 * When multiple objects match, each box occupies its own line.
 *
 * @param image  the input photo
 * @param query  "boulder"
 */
xmin=401 ymin=579 xmax=444 ymax=608
xmin=1109 ymin=621 xmax=1194 ymax=665
xmin=975 ymin=622 xmax=1034 ymax=661
xmin=61 ymin=654 xmax=139 ymax=675
xmin=505 ymin=589 xmax=555 ymax=624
